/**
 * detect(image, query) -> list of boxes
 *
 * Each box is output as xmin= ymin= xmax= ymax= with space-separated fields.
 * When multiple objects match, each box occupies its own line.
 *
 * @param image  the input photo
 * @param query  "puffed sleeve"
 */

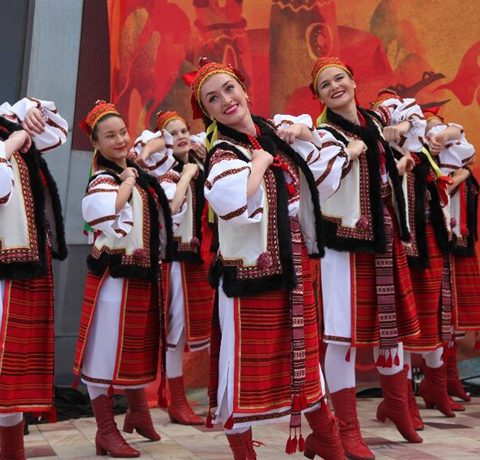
xmin=204 ymin=149 xmax=264 ymax=225
xmin=273 ymin=114 xmax=351 ymax=203
xmin=133 ymin=129 xmax=176 ymax=178
xmin=8 ymin=97 xmax=68 ymax=152
xmin=159 ymin=170 xmax=187 ymax=229
xmin=0 ymin=141 xmax=14 ymax=205
xmin=82 ymin=174 xmax=133 ymax=238
xmin=374 ymin=97 xmax=426 ymax=152
xmin=430 ymin=123 xmax=475 ymax=174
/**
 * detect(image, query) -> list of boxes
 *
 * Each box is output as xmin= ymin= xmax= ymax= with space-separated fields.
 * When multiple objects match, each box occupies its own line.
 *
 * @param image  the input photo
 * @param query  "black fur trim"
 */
xmin=0 ymin=116 xmax=67 ymax=280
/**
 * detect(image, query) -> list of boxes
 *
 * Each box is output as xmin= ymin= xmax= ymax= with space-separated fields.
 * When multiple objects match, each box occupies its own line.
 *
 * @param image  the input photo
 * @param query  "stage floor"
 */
xmin=24 ymin=389 xmax=480 ymax=459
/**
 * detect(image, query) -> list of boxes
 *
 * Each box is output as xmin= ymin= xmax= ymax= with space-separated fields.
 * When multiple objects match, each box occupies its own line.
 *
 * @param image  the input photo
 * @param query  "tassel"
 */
xmin=71 ymin=374 xmax=79 ymax=389
xmin=394 ymin=350 xmax=400 ymax=366
xmin=345 ymin=346 xmax=351 ymax=362
xmin=205 ymin=412 xmax=214 ymax=428
xmin=298 ymin=433 xmax=305 ymax=452
xmin=386 ymin=350 xmax=393 ymax=368
xmin=376 ymin=352 xmax=386 ymax=367
xmin=224 ymin=414 xmax=234 ymax=430
xmin=290 ymin=435 xmax=298 ymax=453
xmin=107 ymin=385 xmax=114 ymax=397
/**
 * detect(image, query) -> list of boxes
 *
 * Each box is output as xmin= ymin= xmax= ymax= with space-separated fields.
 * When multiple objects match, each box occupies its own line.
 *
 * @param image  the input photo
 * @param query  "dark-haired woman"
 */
xmin=73 ymin=101 xmax=172 ymax=458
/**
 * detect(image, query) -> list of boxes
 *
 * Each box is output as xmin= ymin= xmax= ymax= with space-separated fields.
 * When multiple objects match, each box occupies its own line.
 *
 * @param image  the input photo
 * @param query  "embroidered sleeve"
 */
xmin=132 ymin=129 xmax=176 ymax=178
xmin=7 ymin=97 xmax=68 ymax=153
xmin=159 ymin=170 xmax=187 ymax=229
xmin=0 ymin=142 xmax=14 ymax=205
xmin=205 ymin=149 xmax=263 ymax=225
xmin=375 ymin=97 xmax=426 ymax=152
xmin=429 ymin=123 xmax=475 ymax=174
xmin=82 ymin=174 xmax=133 ymax=238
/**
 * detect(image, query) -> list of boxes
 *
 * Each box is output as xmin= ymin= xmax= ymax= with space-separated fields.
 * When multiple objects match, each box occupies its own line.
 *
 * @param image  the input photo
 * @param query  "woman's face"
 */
xmin=92 ymin=116 xmax=130 ymax=166
xmin=200 ymin=73 xmax=249 ymax=128
xmin=165 ymin=118 xmax=191 ymax=157
xmin=316 ymin=67 xmax=356 ymax=111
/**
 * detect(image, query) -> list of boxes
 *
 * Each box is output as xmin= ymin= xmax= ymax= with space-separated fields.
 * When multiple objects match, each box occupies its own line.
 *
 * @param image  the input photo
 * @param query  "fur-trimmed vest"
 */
xmin=204 ymin=115 xmax=324 ymax=298
xmin=86 ymin=155 xmax=173 ymax=281
xmin=0 ymin=116 xmax=67 ymax=280
xmin=318 ymin=108 xmax=410 ymax=253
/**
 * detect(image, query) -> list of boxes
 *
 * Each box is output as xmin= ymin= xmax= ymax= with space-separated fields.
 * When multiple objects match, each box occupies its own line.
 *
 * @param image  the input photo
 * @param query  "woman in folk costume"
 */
xmin=184 ymin=58 xmax=345 ymax=460
xmin=134 ymin=110 xmax=213 ymax=425
xmin=73 ymin=101 xmax=173 ymax=458
xmin=426 ymin=112 xmax=480 ymax=403
xmin=309 ymin=57 xmax=425 ymax=459
xmin=0 ymin=98 xmax=68 ymax=460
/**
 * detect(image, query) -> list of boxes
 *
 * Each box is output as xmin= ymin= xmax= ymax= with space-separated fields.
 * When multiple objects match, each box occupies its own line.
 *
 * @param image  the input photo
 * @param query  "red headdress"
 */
xmin=310 ymin=56 xmax=353 ymax=96
xmin=183 ymin=57 xmax=246 ymax=119
xmin=156 ymin=110 xmax=187 ymax=131
xmin=79 ymin=100 xmax=121 ymax=138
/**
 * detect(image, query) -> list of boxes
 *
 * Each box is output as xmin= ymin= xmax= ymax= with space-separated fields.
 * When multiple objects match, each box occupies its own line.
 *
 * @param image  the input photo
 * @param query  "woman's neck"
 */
xmin=331 ymin=103 xmax=359 ymax=125
xmin=174 ymin=151 xmax=189 ymax=164
xmin=228 ymin=113 xmax=257 ymax=137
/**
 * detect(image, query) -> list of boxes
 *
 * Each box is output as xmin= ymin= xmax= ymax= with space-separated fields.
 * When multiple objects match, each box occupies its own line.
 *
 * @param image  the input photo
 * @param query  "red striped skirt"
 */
xmin=0 ymin=264 xmax=54 ymax=413
xmin=404 ymin=223 xmax=447 ymax=351
xmin=73 ymin=272 xmax=160 ymax=386
xmin=452 ymin=254 xmax=480 ymax=331
xmin=163 ymin=261 xmax=214 ymax=351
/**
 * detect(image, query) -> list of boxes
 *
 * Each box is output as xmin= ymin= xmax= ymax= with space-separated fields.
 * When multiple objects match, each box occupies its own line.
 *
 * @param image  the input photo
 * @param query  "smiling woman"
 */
xmin=182 ymin=58 xmax=345 ymax=459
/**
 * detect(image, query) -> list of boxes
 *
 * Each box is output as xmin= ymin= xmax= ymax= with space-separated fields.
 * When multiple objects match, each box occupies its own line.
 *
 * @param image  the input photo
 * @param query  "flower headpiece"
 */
xmin=310 ymin=56 xmax=353 ymax=96
xmin=183 ymin=57 xmax=246 ymax=118
xmin=156 ymin=111 xmax=187 ymax=131
xmin=79 ymin=100 xmax=121 ymax=138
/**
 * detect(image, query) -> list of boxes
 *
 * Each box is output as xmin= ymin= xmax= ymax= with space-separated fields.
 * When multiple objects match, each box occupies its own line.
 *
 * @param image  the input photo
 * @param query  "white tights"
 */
xmin=166 ymin=331 xmax=186 ymax=378
xmin=404 ymin=347 xmax=444 ymax=378
xmin=0 ymin=412 xmax=23 ymax=427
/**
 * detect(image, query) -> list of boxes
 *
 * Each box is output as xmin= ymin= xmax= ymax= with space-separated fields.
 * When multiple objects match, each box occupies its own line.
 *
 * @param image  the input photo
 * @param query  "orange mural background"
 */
xmin=107 ymin=0 xmax=480 ymax=374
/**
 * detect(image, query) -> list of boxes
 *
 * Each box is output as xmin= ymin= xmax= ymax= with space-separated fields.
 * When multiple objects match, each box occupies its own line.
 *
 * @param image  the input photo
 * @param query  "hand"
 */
xmin=191 ymin=141 xmax=207 ymax=160
xmin=396 ymin=154 xmax=415 ymax=175
xmin=7 ymin=130 xmax=32 ymax=154
xmin=120 ymin=167 xmax=138 ymax=182
xmin=251 ymin=148 xmax=274 ymax=168
xmin=138 ymin=136 xmax=166 ymax=167
xmin=383 ymin=121 xmax=411 ymax=144
xmin=23 ymin=107 xmax=46 ymax=135
xmin=182 ymin=162 xmax=199 ymax=179
xmin=345 ymin=140 xmax=367 ymax=160
xmin=428 ymin=132 xmax=448 ymax=155
xmin=276 ymin=123 xmax=312 ymax=144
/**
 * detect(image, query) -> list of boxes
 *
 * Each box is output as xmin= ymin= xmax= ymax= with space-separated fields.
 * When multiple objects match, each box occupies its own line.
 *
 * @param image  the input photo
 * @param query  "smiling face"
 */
xmin=199 ymin=73 xmax=250 ymax=130
xmin=92 ymin=115 xmax=130 ymax=167
xmin=165 ymin=118 xmax=191 ymax=160
xmin=316 ymin=66 xmax=356 ymax=112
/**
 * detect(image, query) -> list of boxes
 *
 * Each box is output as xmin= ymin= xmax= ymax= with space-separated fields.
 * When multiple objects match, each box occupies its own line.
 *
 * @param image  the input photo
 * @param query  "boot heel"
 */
xmin=422 ymin=397 xmax=434 ymax=409
xmin=376 ymin=403 xmax=386 ymax=423
xmin=123 ymin=418 xmax=134 ymax=434
xmin=95 ymin=440 xmax=107 ymax=455
xmin=304 ymin=447 xmax=315 ymax=459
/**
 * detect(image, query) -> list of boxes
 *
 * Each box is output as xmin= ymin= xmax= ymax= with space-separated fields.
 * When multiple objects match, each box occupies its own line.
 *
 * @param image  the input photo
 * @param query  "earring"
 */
xmin=246 ymin=94 xmax=250 ymax=103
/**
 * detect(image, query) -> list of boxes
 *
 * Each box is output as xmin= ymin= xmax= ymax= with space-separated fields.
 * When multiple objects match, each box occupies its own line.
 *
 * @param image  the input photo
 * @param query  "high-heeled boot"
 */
xmin=303 ymin=404 xmax=346 ymax=460
xmin=407 ymin=380 xmax=424 ymax=431
xmin=91 ymin=395 xmax=140 ymax=458
xmin=226 ymin=428 xmax=257 ymax=460
xmin=418 ymin=364 xmax=456 ymax=417
xmin=330 ymin=388 xmax=374 ymax=459
xmin=376 ymin=366 xmax=423 ymax=443
xmin=167 ymin=376 xmax=203 ymax=425
xmin=445 ymin=343 xmax=471 ymax=402
xmin=0 ymin=420 xmax=25 ymax=460
xmin=123 ymin=388 xmax=161 ymax=441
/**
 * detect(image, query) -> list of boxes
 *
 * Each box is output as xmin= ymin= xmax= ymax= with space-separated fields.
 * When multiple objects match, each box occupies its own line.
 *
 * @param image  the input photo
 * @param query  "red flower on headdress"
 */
xmin=79 ymin=100 xmax=121 ymax=137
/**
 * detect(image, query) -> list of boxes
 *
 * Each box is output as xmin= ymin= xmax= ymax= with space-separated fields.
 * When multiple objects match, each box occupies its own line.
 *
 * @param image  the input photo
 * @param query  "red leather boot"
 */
xmin=123 ymin=388 xmax=161 ymax=441
xmin=168 ymin=376 xmax=203 ymax=425
xmin=91 ymin=395 xmax=140 ymax=457
xmin=407 ymin=380 xmax=424 ymax=431
xmin=418 ymin=364 xmax=456 ymax=417
xmin=226 ymin=428 xmax=257 ymax=460
xmin=303 ymin=404 xmax=346 ymax=460
xmin=376 ymin=366 xmax=423 ymax=443
xmin=446 ymin=343 xmax=471 ymax=402
xmin=330 ymin=388 xmax=374 ymax=459
xmin=0 ymin=420 xmax=25 ymax=460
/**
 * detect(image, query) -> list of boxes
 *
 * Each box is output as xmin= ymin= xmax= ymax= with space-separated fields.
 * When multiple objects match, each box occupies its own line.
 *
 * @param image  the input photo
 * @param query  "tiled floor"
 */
xmin=25 ymin=389 xmax=480 ymax=459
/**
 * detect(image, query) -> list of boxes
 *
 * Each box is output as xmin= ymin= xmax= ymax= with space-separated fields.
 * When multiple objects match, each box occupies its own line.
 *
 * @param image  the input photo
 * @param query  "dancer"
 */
xmin=0 ymin=98 xmax=68 ymax=460
xmin=309 ymin=57 xmax=425 ymax=459
xmin=73 ymin=101 xmax=172 ymax=458
xmin=135 ymin=110 xmax=213 ymax=425
xmin=184 ymin=58 xmax=345 ymax=459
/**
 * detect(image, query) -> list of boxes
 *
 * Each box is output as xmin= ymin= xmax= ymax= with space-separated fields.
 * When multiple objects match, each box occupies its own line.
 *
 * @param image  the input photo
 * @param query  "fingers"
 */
xmin=23 ymin=109 xmax=46 ymax=135
xmin=20 ymin=135 xmax=32 ymax=153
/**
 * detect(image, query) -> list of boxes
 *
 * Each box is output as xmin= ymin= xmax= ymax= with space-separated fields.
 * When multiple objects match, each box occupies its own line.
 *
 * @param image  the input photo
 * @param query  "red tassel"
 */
xmin=107 ymin=385 xmax=114 ymax=397
xmin=205 ymin=412 xmax=214 ymax=428
xmin=285 ymin=436 xmax=292 ymax=454
xmin=286 ymin=183 xmax=296 ymax=196
xmin=386 ymin=351 xmax=393 ymax=368
xmin=290 ymin=435 xmax=298 ymax=453
xmin=394 ymin=350 xmax=400 ymax=366
xmin=376 ymin=353 xmax=386 ymax=367
xmin=71 ymin=374 xmax=79 ymax=389
xmin=224 ymin=414 xmax=234 ymax=430
xmin=298 ymin=433 xmax=305 ymax=452
xmin=345 ymin=346 xmax=351 ymax=362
